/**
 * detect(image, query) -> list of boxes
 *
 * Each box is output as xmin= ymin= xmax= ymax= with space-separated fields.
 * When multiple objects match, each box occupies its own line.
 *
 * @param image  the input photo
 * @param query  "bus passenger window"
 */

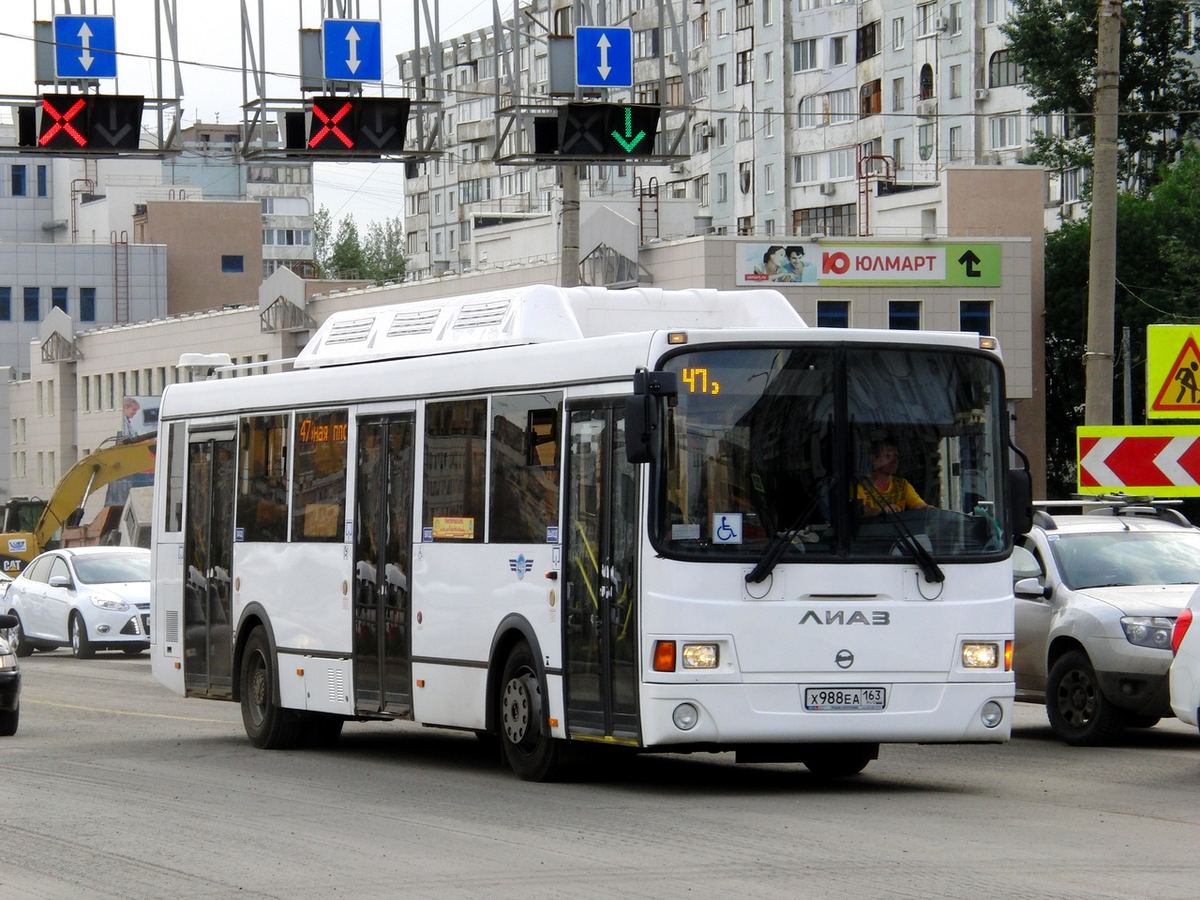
xmin=291 ymin=409 xmax=348 ymax=542
xmin=236 ymin=415 xmax=289 ymax=542
xmin=490 ymin=394 xmax=562 ymax=543
xmin=424 ymin=399 xmax=487 ymax=542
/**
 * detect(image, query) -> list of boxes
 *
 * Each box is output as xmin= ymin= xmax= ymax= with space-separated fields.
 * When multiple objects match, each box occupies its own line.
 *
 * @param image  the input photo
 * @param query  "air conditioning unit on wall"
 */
xmin=974 ymin=88 xmax=991 ymax=101
xmin=917 ymin=99 xmax=938 ymax=118
xmin=818 ymin=182 xmax=836 ymax=195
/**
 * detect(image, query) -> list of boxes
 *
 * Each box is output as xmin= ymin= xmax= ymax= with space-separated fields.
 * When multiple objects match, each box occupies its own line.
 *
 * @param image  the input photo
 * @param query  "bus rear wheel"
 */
xmin=240 ymin=626 xmax=302 ymax=750
xmin=498 ymin=640 xmax=561 ymax=782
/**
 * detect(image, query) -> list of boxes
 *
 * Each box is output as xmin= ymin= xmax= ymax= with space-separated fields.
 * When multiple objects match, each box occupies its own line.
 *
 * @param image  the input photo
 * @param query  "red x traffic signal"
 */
xmin=23 ymin=95 xmax=144 ymax=152
xmin=297 ymin=97 xmax=411 ymax=155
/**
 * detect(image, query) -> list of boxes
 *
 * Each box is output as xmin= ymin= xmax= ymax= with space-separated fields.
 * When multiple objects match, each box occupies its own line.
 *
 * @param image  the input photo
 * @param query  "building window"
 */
xmin=11 ymin=165 xmax=26 ymax=197
xmin=736 ymin=216 xmax=754 ymax=235
xmin=796 ymin=153 xmax=820 ymax=183
xmin=960 ymin=300 xmax=993 ymax=336
xmin=738 ymin=108 xmax=753 ymax=140
xmin=949 ymin=2 xmax=963 ymax=33
xmin=892 ymin=77 xmax=906 ymax=112
xmin=36 ymin=165 xmax=48 ymax=197
xmin=799 ymin=96 xmax=818 ymax=128
xmin=860 ymin=80 xmax=882 ymax=117
xmin=817 ymin=300 xmax=850 ymax=328
xmin=794 ymin=39 xmax=818 ymax=71
xmin=736 ymin=49 xmax=754 ymax=84
xmin=794 ymin=203 xmax=856 ymax=236
xmin=950 ymin=64 xmax=962 ymax=99
xmin=828 ymin=90 xmax=855 ymax=123
xmin=221 ymin=255 xmax=245 ymax=273
xmin=893 ymin=137 xmax=905 ymax=169
xmin=738 ymin=161 xmax=753 ymax=194
xmin=51 ymin=287 xmax=67 ymax=312
xmin=989 ymin=50 xmax=1025 ymax=87
xmin=920 ymin=64 xmax=934 ymax=100
xmin=717 ymin=171 xmax=729 ymax=203
xmin=857 ymin=21 xmax=881 ymax=61
xmin=892 ymin=17 xmax=905 ymax=50
xmin=23 ymin=287 xmax=38 ymax=321
xmin=79 ymin=287 xmax=96 ymax=322
xmin=949 ymin=125 xmax=964 ymax=161
xmin=830 ymin=36 xmax=847 ymax=66
xmin=990 ymin=114 xmax=1021 ymax=149
xmin=889 ymin=300 xmax=922 ymax=331
xmin=829 ymin=148 xmax=854 ymax=179
xmin=918 ymin=124 xmax=935 ymax=161
xmin=0 ymin=287 xmax=9 ymax=321
xmin=916 ymin=2 xmax=936 ymax=36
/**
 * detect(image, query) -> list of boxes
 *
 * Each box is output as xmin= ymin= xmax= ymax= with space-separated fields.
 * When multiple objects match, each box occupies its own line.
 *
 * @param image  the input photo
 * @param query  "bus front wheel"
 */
xmin=498 ymin=640 xmax=561 ymax=782
xmin=240 ymin=626 xmax=302 ymax=750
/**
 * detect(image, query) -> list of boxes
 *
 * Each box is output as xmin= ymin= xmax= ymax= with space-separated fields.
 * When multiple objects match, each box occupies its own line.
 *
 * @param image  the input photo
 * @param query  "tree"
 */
xmin=312 ymin=205 xmax=333 ymax=277
xmin=1003 ymin=0 xmax=1200 ymax=192
xmin=328 ymin=214 xmax=367 ymax=279
xmin=362 ymin=215 xmax=406 ymax=284
xmin=1042 ymin=143 xmax=1200 ymax=496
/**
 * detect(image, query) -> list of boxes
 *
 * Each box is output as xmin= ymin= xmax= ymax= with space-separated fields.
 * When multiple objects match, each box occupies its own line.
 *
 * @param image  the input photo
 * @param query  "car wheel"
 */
xmin=497 ymin=640 xmax=562 ymax=782
xmin=0 ymin=706 xmax=17 ymax=737
xmin=1046 ymin=649 xmax=1128 ymax=746
xmin=239 ymin=626 xmax=301 ymax=750
xmin=8 ymin=614 xmax=33 ymax=658
xmin=70 ymin=613 xmax=95 ymax=659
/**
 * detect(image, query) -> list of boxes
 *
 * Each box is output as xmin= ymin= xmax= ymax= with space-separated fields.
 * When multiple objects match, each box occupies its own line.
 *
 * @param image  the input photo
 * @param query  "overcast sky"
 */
xmin=0 ymin=1 xmax=492 ymax=226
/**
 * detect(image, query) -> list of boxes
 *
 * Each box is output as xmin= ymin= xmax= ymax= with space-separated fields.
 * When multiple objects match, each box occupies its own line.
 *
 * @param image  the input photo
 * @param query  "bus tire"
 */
xmin=240 ymin=626 xmax=302 ymax=750
xmin=802 ymin=743 xmax=876 ymax=777
xmin=302 ymin=714 xmax=345 ymax=749
xmin=498 ymin=640 xmax=561 ymax=782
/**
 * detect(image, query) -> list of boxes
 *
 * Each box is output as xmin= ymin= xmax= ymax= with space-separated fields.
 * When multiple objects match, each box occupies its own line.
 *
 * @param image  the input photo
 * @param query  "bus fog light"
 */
xmin=681 ymin=643 xmax=719 ymax=669
xmin=980 ymin=701 xmax=1004 ymax=728
xmin=962 ymin=642 xmax=999 ymax=668
xmin=672 ymin=703 xmax=699 ymax=731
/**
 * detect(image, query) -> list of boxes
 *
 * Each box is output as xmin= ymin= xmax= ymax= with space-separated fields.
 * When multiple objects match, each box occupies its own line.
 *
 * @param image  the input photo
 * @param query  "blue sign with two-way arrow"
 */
xmin=54 ymin=16 xmax=118 ymax=79
xmin=576 ymin=27 xmax=633 ymax=88
xmin=323 ymin=19 xmax=382 ymax=82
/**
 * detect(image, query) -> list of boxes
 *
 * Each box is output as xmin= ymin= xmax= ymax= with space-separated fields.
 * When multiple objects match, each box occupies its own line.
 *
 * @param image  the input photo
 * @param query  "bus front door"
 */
xmin=352 ymin=416 xmax=415 ymax=717
xmin=564 ymin=403 xmax=640 ymax=744
xmin=182 ymin=432 xmax=236 ymax=699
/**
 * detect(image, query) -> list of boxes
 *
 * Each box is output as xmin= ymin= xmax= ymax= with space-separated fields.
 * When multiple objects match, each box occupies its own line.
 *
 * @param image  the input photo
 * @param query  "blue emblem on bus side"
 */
xmin=509 ymin=554 xmax=534 ymax=580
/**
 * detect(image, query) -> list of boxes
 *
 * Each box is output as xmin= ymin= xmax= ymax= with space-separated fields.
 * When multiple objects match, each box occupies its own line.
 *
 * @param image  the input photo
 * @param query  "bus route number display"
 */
xmin=681 ymin=367 xmax=720 ymax=395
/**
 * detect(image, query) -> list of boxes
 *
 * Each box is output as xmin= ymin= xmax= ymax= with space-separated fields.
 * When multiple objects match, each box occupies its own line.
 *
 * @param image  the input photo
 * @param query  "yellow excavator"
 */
xmin=0 ymin=433 xmax=157 ymax=575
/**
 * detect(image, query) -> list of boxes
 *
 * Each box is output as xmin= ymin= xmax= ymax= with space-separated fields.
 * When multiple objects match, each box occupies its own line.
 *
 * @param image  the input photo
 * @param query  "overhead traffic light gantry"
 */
xmin=533 ymin=103 xmax=662 ymax=161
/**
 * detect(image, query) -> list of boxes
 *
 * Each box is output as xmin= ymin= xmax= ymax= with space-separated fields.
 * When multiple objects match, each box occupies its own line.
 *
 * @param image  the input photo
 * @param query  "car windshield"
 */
xmin=1048 ymin=531 xmax=1200 ymax=589
xmin=72 ymin=554 xmax=151 ymax=585
xmin=653 ymin=344 xmax=1009 ymax=561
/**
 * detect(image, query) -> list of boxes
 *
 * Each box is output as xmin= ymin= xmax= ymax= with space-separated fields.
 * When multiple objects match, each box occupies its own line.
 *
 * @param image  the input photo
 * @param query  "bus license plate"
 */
xmin=805 ymin=687 xmax=886 ymax=711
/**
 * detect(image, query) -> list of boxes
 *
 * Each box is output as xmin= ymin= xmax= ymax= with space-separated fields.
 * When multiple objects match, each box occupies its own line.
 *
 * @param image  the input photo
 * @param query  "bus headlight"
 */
xmin=961 ymin=642 xmax=1000 ymax=668
xmin=681 ymin=643 xmax=719 ymax=669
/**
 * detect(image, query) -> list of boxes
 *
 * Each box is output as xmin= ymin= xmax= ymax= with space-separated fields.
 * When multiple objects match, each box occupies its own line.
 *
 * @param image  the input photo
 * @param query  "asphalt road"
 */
xmin=4 ymin=649 xmax=1200 ymax=900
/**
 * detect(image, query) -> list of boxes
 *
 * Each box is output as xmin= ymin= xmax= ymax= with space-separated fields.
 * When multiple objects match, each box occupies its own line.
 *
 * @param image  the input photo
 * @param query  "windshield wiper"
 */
xmin=745 ymin=476 xmax=833 ymax=585
xmin=857 ymin=477 xmax=945 ymax=584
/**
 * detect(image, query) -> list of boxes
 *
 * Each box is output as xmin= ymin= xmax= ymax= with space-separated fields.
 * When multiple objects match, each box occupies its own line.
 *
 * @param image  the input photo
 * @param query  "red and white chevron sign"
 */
xmin=1077 ymin=427 xmax=1200 ymax=497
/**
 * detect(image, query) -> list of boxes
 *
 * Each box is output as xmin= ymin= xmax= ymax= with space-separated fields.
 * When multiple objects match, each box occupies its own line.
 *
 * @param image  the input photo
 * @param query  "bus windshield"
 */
xmin=653 ymin=344 xmax=1009 ymax=561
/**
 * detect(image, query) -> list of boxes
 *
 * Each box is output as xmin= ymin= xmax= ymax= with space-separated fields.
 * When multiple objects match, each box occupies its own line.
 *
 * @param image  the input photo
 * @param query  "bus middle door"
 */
xmin=564 ymin=402 xmax=641 ymax=744
xmin=353 ymin=416 xmax=415 ymax=717
xmin=182 ymin=428 xmax=236 ymax=699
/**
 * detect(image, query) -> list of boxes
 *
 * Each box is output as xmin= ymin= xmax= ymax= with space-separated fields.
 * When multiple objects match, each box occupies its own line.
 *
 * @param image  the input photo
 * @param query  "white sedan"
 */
xmin=5 ymin=547 xmax=151 ymax=659
xmin=1170 ymin=586 xmax=1200 ymax=731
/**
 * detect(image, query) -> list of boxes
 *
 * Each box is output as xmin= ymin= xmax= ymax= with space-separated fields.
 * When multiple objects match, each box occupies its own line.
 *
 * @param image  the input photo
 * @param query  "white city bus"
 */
xmin=150 ymin=284 xmax=1031 ymax=780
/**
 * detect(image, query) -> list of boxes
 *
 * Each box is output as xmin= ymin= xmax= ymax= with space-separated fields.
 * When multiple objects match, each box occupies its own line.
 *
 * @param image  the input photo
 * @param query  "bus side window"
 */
xmin=424 ymin=399 xmax=487 ymax=542
xmin=291 ymin=409 xmax=349 ymax=543
xmin=490 ymin=394 xmax=562 ymax=544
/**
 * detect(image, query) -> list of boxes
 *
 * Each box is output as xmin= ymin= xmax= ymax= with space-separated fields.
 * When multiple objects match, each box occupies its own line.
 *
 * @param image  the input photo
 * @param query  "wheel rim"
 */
xmin=1054 ymin=666 xmax=1098 ymax=729
xmin=247 ymin=650 xmax=268 ymax=727
xmin=70 ymin=618 xmax=81 ymax=653
xmin=501 ymin=667 xmax=541 ymax=753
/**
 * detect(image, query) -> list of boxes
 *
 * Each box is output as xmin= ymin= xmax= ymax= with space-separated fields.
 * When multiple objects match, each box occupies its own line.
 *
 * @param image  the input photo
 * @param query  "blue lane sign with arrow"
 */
xmin=54 ymin=16 xmax=118 ymax=79
xmin=323 ymin=19 xmax=382 ymax=82
xmin=576 ymin=27 xmax=633 ymax=88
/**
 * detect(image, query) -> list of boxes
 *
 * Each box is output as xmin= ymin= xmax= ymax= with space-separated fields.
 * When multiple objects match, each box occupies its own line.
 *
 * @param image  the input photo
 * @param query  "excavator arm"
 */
xmin=0 ymin=434 xmax=156 ymax=573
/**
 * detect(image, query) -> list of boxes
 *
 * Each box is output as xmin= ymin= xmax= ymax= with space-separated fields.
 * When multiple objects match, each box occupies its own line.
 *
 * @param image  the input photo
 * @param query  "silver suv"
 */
xmin=1013 ymin=500 xmax=1200 ymax=745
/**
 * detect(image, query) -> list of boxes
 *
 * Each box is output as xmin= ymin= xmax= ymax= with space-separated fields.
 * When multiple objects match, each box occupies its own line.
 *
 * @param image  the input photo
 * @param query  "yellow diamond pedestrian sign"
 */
xmin=1148 ymin=325 xmax=1200 ymax=418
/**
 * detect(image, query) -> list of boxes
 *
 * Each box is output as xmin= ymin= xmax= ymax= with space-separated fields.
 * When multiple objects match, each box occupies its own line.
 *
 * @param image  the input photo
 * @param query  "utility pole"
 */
xmin=561 ymin=166 xmax=580 ymax=287
xmin=1084 ymin=0 xmax=1122 ymax=426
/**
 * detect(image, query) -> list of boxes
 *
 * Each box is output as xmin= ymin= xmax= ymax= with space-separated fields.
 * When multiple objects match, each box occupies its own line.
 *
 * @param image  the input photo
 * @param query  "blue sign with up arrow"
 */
xmin=576 ymin=27 xmax=633 ymax=88
xmin=323 ymin=19 xmax=382 ymax=82
xmin=54 ymin=16 xmax=118 ymax=79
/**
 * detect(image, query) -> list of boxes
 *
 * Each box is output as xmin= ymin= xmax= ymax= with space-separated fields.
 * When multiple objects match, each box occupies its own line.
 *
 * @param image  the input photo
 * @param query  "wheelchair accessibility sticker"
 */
xmin=712 ymin=513 xmax=743 ymax=545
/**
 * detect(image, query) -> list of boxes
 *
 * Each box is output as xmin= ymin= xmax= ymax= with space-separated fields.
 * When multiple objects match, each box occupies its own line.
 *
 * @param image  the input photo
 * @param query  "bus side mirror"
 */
xmin=1009 ymin=467 xmax=1033 ymax=537
xmin=625 ymin=369 xmax=677 ymax=464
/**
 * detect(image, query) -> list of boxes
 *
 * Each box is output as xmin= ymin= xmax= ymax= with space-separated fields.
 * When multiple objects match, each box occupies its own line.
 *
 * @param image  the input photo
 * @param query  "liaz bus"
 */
xmin=150 ymin=284 xmax=1032 ymax=781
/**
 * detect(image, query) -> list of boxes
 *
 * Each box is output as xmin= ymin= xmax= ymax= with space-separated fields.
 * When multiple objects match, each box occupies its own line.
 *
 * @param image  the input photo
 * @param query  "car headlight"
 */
xmin=90 ymin=595 xmax=131 ymax=612
xmin=1121 ymin=616 xmax=1175 ymax=650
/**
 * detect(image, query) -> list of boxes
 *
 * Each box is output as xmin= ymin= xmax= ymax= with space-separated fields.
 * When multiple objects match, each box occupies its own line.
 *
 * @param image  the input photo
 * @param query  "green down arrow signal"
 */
xmin=611 ymin=107 xmax=646 ymax=152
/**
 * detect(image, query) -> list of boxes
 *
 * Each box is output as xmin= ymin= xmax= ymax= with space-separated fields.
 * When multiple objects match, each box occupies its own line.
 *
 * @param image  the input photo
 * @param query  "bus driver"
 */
xmin=857 ymin=439 xmax=933 ymax=518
